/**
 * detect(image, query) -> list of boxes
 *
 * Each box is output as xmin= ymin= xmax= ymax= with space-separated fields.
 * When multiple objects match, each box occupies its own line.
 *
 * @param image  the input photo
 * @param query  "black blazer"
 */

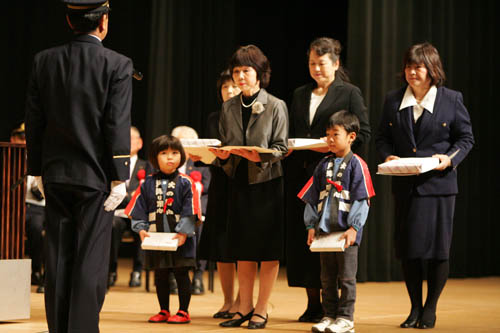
xmin=376 ymin=86 xmax=474 ymax=196
xmin=289 ymin=76 xmax=371 ymax=150
xmin=25 ymin=34 xmax=133 ymax=191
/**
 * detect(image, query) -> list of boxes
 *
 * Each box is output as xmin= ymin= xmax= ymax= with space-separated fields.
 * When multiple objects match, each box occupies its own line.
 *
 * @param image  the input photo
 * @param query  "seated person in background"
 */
xmin=11 ymin=123 xmax=45 ymax=293
xmin=171 ymin=125 xmax=211 ymax=295
xmin=108 ymin=126 xmax=154 ymax=288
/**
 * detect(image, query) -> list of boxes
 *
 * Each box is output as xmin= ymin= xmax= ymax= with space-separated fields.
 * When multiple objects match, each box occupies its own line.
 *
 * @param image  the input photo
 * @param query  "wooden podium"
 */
xmin=0 ymin=142 xmax=30 ymax=321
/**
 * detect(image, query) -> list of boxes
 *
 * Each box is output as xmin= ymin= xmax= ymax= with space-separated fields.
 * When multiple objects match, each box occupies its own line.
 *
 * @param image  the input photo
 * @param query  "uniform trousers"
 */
xmin=320 ymin=245 xmax=358 ymax=321
xmin=44 ymin=183 xmax=112 ymax=333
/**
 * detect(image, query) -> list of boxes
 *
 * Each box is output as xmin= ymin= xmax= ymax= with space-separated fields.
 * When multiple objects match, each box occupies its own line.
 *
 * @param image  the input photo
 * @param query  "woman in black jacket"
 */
xmin=284 ymin=37 xmax=370 ymax=322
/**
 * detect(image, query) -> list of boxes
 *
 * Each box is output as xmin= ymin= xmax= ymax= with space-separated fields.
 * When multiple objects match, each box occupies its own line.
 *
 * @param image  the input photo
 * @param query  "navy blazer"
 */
xmin=376 ymin=86 xmax=474 ymax=196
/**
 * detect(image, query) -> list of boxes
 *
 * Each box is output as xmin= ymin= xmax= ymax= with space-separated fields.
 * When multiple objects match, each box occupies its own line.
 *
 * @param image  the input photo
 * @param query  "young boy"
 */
xmin=298 ymin=110 xmax=375 ymax=333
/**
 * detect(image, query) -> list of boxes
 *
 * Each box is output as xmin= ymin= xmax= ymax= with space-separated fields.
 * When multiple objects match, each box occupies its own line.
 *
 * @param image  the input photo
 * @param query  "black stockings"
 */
xmin=155 ymin=267 xmax=191 ymax=312
xmin=401 ymin=259 xmax=449 ymax=321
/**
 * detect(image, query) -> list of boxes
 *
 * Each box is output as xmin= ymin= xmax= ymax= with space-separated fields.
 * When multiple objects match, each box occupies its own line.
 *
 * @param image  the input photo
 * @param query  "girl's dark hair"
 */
xmin=228 ymin=44 xmax=271 ymax=88
xmin=401 ymin=42 xmax=446 ymax=87
xmin=308 ymin=37 xmax=350 ymax=83
xmin=216 ymin=69 xmax=233 ymax=103
xmin=67 ymin=10 xmax=108 ymax=33
xmin=148 ymin=135 xmax=186 ymax=171
xmin=327 ymin=110 xmax=360 ymax=134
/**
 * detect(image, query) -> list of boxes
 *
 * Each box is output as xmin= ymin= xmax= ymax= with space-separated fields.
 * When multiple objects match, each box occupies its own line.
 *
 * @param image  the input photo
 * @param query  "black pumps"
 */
xmin=248 ymin=313 xmax=268 ymax=329
xmin=219 ymin=310 xmax=254 ymax=327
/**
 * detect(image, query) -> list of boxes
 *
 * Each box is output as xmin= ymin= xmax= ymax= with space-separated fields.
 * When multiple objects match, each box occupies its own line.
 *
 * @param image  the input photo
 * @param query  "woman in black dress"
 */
xmin=376 ymin=43 xmax=474 ymax=329
xmin=284 ymin=37 xmax=370 ymax=322
xmin=198 ymin=70 xmax=241 ymax=318
xmin=211 ymin=45 xmax=288 ymax=330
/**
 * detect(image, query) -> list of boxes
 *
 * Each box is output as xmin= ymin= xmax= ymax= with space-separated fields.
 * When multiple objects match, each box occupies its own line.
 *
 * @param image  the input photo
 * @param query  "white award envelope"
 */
xmin=141 ymin=232 xmax=179 ymax=251
xmin=180 ymin=138 xmax=221 ymax=164
xmin=377 ymin=157 xmax=440 ymax=176
xmin=218 ymin=146 xmax=277 ymax=153
xmin=309 ymin=231 xmax=346 ymax=252
xmin=288 ymin=138 xmax=328 ymax=150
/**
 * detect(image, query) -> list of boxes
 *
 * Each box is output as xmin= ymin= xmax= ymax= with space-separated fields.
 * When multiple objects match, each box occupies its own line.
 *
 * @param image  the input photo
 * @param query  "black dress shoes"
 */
xmin=400 ymin=308 xmax=422 ymax=328
xmin=129 ymin=271 xmax=141 ymax=287
xmin=107 ymin=272 xmax=117 ymax=288
xmin=248 ymin=313 xmax=268 ymax=329
xmin=400 ymin=316 xmax=419 ymax=328
xmin=219 ymin=309 xmax=254 ymax=327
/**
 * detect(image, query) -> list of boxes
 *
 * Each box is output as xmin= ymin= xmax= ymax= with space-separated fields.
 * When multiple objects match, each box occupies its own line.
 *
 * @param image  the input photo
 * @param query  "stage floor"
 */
xmin=1 ymin=258 xmax=499 ymax=332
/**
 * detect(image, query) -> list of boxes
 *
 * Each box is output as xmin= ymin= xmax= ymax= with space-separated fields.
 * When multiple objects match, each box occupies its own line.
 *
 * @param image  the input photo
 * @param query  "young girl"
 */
xmin=125 ymin=135 xmax=201 ymax=324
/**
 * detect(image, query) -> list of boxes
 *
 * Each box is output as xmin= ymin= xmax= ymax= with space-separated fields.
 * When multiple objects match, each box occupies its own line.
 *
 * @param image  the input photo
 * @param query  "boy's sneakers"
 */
xmin=167 ymin=310 xmax=191 ymax=324
xmin=312 ymin=317 xmax=335 ymax=332
xmin=148 ymin=310 xmax=170 ymax=323
xmin=325 ymin=318 xmax=355 ymax=333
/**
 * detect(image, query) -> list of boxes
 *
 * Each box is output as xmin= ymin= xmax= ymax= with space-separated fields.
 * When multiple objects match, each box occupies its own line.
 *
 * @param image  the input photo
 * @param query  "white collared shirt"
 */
xmin=399 ymin=85 xmax=437 ymax=122
xmin=87 ymin=34 xmax=102 ymax=42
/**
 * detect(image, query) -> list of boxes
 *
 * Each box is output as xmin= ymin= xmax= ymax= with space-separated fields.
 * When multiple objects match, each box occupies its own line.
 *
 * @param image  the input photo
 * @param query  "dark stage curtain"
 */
xmin=1 ymin=0 xmax=151 ymax=159
xmin=146 ymin=0 xmax=238 ymax=146
xmin=347 ymin=0 xmax=499 ymax=281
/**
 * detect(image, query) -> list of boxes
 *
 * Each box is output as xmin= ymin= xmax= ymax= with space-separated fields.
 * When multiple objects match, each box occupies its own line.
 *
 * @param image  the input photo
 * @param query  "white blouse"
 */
xmin=309 ymin=92 xmax=325 ymax=125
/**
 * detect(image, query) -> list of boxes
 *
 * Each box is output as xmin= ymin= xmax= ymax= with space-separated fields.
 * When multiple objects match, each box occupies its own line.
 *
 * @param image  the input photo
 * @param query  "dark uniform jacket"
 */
xmin=25 ymin=34 xmax=133 ymax=191
xmin=376 ymin=86 xmax=474 ymax=196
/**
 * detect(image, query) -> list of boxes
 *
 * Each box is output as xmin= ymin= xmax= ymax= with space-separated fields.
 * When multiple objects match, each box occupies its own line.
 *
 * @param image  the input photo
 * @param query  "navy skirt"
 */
xmin=394 ymin=194 xmax=456 ymax=260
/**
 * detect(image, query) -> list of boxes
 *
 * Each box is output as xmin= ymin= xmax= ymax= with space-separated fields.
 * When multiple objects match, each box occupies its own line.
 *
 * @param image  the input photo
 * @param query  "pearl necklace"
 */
xmin=240 ymin=94 xmax=258 ymax=108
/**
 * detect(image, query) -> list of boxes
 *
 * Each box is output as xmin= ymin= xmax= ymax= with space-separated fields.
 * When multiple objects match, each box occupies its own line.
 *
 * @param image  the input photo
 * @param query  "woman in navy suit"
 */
xmin=376 ymin=43 xmax=474 ymax=329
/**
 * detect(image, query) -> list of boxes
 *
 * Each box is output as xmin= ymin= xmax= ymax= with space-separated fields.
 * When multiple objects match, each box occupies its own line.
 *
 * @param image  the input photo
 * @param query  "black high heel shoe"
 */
xmin=219 ymin=309 xmax=254 ymax=327
xmin=400 ymin=315 xmax=419 ymax=328
xmin=248 ymin=313 xmax=268 ymax=329
xmin=417 ymin=314 xmax=436 ymax=329
xmin=400 ymin=308 xmax=422 ymax=328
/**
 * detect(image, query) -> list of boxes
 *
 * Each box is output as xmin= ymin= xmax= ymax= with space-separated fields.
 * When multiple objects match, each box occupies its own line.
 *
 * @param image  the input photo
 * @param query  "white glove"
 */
xmin=34 ymin=176 xmax=45 ymax=198
xmin=103 ymin=181 xmax=127 ymax=212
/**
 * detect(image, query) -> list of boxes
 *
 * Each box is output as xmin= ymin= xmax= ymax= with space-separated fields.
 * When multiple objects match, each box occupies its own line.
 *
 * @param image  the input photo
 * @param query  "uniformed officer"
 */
xmin=25 ymin=1 xmax=133 ymax=332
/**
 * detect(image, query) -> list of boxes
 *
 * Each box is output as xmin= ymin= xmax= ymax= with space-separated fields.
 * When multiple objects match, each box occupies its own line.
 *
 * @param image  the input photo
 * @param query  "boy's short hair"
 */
xmin=327 ymin=110 xmax=360 ymax=134
xmin=148 ymin=134 xmax=186 ymax=170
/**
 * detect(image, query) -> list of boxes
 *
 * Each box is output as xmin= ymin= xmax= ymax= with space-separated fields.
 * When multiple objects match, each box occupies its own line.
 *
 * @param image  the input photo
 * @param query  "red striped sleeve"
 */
xmin=354 ymin=154 xmax=376 ymax=198
xmin=297 ymin=176 xmax=314 ymax=200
